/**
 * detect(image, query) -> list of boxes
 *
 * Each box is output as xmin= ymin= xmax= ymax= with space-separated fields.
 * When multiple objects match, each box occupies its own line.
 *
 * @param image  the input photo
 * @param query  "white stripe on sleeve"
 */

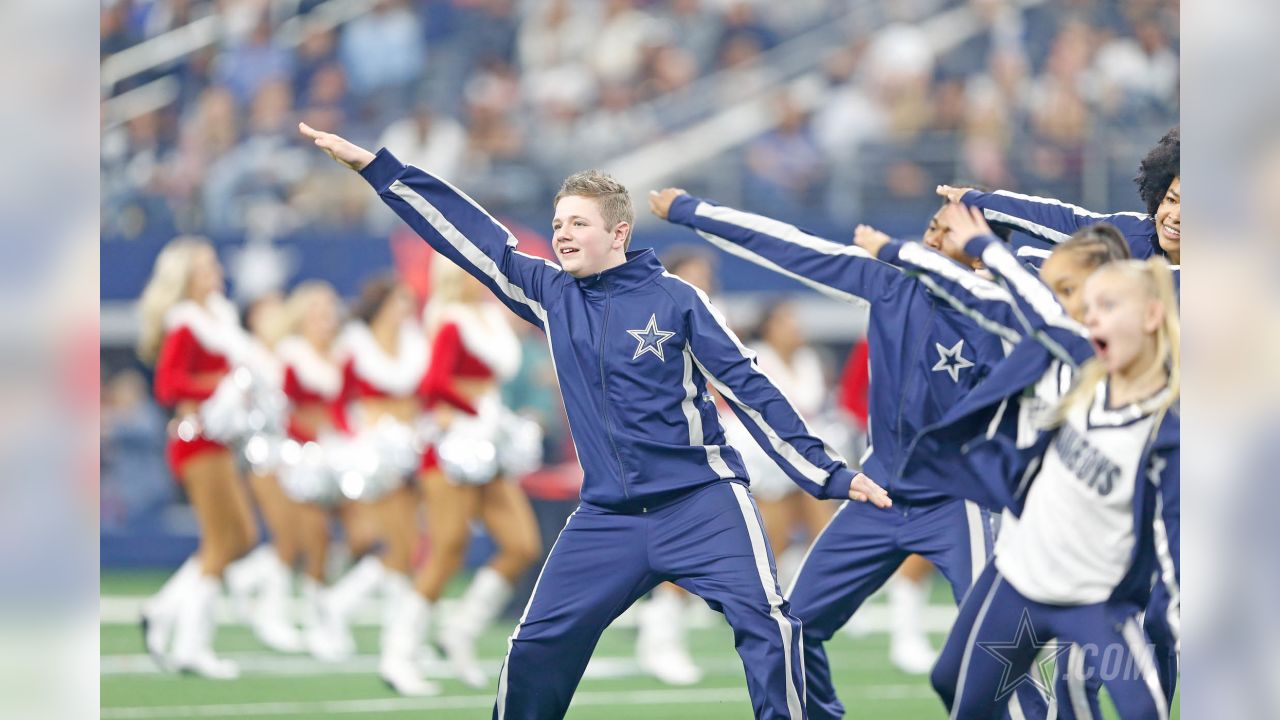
xmin=389 ymin=180 xmax=550 ymax=324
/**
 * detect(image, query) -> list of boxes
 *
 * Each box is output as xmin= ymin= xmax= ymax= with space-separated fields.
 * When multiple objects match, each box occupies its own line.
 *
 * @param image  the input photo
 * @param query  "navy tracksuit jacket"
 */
xmin=360 ymin=150 xmax=857 ymax=720
xmin=666 ymin=194 xmax=1051 ymax=720
xmin=960 ymin=189 xmax=1181 ymax=294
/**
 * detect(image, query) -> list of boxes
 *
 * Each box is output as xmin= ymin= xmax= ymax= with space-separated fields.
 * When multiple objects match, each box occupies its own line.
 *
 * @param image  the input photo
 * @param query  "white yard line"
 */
xmin=99 ymin=595 xmax=958 ymax=631
xmin=101 ymin=651 xmax=900 ymax=678
xmin=101 ymin=684 xmax=936 ymax=718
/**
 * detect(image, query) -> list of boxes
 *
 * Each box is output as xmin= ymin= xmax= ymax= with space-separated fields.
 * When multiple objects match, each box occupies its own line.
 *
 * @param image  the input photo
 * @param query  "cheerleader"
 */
xmin=333 ymin=275 xmax=437 ymax=696
xmin=728 ymin=301 xmax=835 ymax=582
xmin=136 ymin=237 xmax=256 ymax=679
xmin=873 ymin=207 xmax=1179 ymax=719
xmin=273 ymin=281 xmax=373 ymax=661
xmin=414 ymin=259 xmax=542 ymax=689
xmin=223 ymin=292 xmax=306 ymax=654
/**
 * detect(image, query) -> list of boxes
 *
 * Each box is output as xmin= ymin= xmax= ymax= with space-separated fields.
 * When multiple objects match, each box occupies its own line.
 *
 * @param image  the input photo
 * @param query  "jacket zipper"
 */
xmin=597 ymin=278 xmax=630 ymax=499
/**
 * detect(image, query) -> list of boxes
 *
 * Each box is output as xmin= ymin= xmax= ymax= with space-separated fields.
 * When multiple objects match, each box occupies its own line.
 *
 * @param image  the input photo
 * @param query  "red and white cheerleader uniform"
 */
xmin=153 ymin=294 xmax=246 ymax=477
xmin=417 ymin=302 xmax=527 ymax=484
xmin=331 ymin=319 xmax=429 ymax=500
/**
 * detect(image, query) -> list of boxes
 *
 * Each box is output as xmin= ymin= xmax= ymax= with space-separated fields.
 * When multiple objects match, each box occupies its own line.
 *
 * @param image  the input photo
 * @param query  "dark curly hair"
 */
xmin=1134 ymin=127 xmax=1179 ymax=217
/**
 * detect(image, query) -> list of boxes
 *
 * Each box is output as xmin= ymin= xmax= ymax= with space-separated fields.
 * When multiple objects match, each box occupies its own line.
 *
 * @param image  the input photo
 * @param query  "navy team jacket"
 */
xmin=897 ymin=233 xmax=1181 ymax=616
xmin=359 ymin=150 xmax=855 ymax=512
xmin=960 ymin=189 xmax=1182 ymax=294
xmin=667 ymin=193 xmax=1009 ymax=504
xmin=959 ymin=188 xmax=1169 ymax=260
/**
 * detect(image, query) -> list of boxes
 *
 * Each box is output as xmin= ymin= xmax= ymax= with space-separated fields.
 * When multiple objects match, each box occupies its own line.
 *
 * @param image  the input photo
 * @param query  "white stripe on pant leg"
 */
xmin=1122 ymin=617 xmax=1168 ymax=720
xmin=784 ymin=499 xmax=849 ymax=598
xmin=950 ymin=575 xmax=1003 ymax=720
xmin=495 ymin=509 xmax=578 ymax=720
xmin=1008 ymin=690 xmax=1028 ymax=720
xmin=964 ymin=501 xmax=987 ymax=585
xmin=1044 ymin=660 xmax=1059 ymax=720
xmin=730 ymin=483 xmax=804 ymax=720
xmin=1067 ymin=644 xmax=1094 ymax=720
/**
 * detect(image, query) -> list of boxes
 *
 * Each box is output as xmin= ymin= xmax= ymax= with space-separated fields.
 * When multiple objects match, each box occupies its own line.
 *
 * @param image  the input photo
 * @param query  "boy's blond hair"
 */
xmin=554 ymin=170 xmax=634 ymax=250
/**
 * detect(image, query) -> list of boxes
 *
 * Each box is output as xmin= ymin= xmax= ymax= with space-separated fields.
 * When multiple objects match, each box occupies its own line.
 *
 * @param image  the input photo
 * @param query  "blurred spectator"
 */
xmin=297 ymin=62 xmax=352 ymax=135
xmin=100 ymin=0 xmax=1178 ymax=247
xmin=867 ymin=23 xmax=936 ymax=142
xmin=292 ymin=26 xmax=340 ymax=103
xmin=377 ymin=102 xmax=467 ymax=182
xmin=203 ymin=78 xmax=310 ymax=233
xmin=663 ymin=0 xmax=720 ymax=72
xmin=213 ymin=11 xmax=293 ymax=106
xmin=1093 ymin=17 xmax=1178 ymax=115
xmin=338 ymin=0 xmax=424 ymax=97
xmin=813 ymin=45 xmax=887 ymax=158
xmin=454 ymin=0 xmax=520 ymax=66
xmin=100 ymin=370 xmax=174 ymax=531
xmin=101 ymin=1 xmax=139 ymax=58
xmin=517 ymin=0 xmax=595 ymax=74
xmin=744 ymin=92 xmax=826 ymax=219
xmin=591 ymin=0 xmax=657 ymax=84
xmin=715 ymin=31 xmax=768 ymax=104
xmin=714 ymin=0 xmax=777 ymax=59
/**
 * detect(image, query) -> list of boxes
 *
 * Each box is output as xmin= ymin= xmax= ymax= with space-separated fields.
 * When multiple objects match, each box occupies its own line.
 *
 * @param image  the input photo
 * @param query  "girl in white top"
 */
xmin=882 ymin=207 xmax=1180 ymax=720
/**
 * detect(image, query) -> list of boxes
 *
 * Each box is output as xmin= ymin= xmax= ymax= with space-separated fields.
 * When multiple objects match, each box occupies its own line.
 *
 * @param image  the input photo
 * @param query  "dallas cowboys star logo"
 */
xmin=932 ymin=339 xmax=975 ymax=382
xmin=627 ymin=313 xmax=676 ymax=361
xmin=976 ymin=608 xmax=1071 ymax=701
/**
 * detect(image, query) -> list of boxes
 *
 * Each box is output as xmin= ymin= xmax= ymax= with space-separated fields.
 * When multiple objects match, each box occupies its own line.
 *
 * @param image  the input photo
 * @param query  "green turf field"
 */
xmin=101 ymin=572 xmax=1176 ymax=719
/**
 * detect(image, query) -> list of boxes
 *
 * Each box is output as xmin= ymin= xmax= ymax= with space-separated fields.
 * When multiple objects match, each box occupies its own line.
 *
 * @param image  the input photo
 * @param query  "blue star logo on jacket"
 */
xmin=932 ymin=339 xmax=975 ymax=382
xmin=627 ymin=313 xmax=676 ymax=361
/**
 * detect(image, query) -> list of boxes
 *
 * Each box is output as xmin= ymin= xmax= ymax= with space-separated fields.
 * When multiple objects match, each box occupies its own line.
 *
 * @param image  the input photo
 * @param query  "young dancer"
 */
xmin=649 ymin=187 xmax=1046 ymax=720
xmin=300 ymin=121 xmax=888 ymax=720
xmin=884 ymin=206 xmax=1179 ymax=720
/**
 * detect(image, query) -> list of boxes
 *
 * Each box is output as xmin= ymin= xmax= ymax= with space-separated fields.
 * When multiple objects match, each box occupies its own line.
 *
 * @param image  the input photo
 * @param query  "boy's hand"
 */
xmin=940 ymin=202 xmax=994 ymax=247
xmin=935 ymin=184 xmax=974 ymax=203
xmin=852 ymin=224 xmax=892 ymax=257
xmin=299 ymin=122 xmax=376 ymax=171
xmin=648 ymin=188 xmax=687 ymax=220
xmin=849 ymin=472 xmax=892 ymax=508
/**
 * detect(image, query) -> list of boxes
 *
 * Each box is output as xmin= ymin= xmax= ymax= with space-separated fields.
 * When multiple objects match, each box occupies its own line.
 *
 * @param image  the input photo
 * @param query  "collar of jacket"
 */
xmin=576 ymin=249 xmax=665 ymax=295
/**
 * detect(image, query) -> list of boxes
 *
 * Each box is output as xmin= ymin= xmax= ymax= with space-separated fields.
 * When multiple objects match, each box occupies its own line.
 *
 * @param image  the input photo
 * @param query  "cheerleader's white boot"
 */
xmin=171 ymin=575 xmax=240 ymax=680
xmin=378 ymin=573 xmax=440 ymax=696
xmin=636 ymin=587 xmax=703 ymax=686
xmin=887 ymin=574 xmax=937 ymax=675
xmin=248 ymin=549 xmax=304 ymax=653
xmin=321 ymin=554 xmax=387 ymax=660
xmin=440 ymin=566 xmax=512 ymax=689
xmin=139 ymin=555 xmax=201 ymax=670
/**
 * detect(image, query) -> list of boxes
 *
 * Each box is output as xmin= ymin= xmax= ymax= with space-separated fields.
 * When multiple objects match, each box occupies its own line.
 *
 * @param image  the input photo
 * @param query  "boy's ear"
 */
xmin=613 ymin=221 xmax=631 ymax=251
